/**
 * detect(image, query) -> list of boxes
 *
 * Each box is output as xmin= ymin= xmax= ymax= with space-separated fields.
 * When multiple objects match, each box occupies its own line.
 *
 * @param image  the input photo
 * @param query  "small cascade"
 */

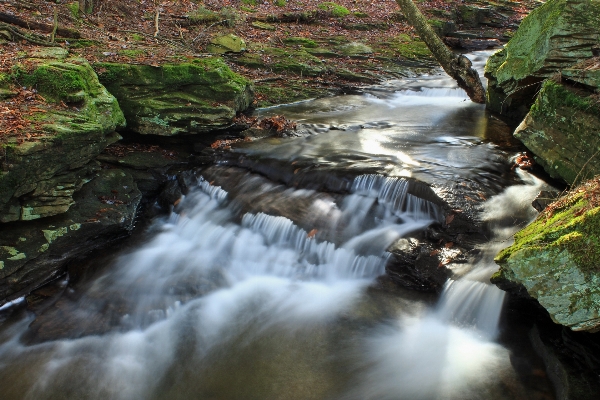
xmin=436 ymin=268 xmax=506 ymax=339
xmin=0 ymin=50 xmax=558 ymax=400
xmin=350 ymin=174 xmax=443 ymax=222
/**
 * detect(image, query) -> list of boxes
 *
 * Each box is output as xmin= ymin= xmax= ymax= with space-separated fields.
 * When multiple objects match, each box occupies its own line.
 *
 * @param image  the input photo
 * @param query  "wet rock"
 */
xmin=0 ymin=169 xmax=141 ymax=305
xmin=157 ymin=180 xmax=183 ymax=210
xmin=513 ymin=80 xmax=600 ymax=184
xmin=493 ymin=178 xmax=600 ymax=332
xmin=529 ymin=325 xmax=600 ymax=400
xmin=94 ymin=58 xmax=253 ymax=136
xmin=1 ymin=55 xmax=125 ymax=222
xmin=386 ymin=238 xmax=450 ymax=292
xmin=532 ymin=190 xmax=560 ymax=213
xmin=485 ymin=0 xmax=600 ymax=120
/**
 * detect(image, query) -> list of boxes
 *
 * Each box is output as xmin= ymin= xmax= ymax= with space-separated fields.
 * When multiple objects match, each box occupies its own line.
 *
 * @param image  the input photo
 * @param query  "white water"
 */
xmin=0 ymin=51 xmax=555 ymax=399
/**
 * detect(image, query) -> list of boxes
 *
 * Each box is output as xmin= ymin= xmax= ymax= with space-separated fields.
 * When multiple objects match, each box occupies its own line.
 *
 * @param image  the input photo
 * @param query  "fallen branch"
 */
xmin=50 ymin=8 xmax=57 ymax=43
xmin=118 ymin=29 xmax=187 ymax=49
xmin=394 ymin=0 xmax=486 ymax=103
xmin=0 ymin=22 xmax=61 ymax=46
xmin=191 ymin=20 xmax=227 ymax=42
xmin=154 ymin=8 xmax=160 ymax=37
xmin=0 ymin=12 xmax=81 ymax=38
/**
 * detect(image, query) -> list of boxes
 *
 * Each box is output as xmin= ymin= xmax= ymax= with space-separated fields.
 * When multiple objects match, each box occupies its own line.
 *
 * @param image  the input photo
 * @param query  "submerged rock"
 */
xmin=0 ymin=169 xmax=141 ymax=304
xmin=493 ymin=178 xmax=600 ymax=332
xmin=94 ymin=58 xmax=253 ymax=136
xmin=485 ymin=0 xmax=600 ymax=120
xmin=0 ymin=56 xmax=125 ymax=222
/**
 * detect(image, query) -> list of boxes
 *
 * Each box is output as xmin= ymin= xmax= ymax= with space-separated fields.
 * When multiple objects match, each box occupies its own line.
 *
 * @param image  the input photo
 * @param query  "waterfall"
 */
xmin=0 ymin=51 xmax=556 ymax=400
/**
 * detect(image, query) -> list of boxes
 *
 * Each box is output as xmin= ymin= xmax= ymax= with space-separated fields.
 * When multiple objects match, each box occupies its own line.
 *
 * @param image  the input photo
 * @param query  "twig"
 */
xmin=0 ymin=22 xmax=60 ymax=46
xmin=50 ymin=7 xmax=57 ymax=43
xmin=192 ymin=20 xmax=227 ymax=43
xmin=154 ymin=8 xmax=160 ymax=38
xmin=118 ymin=29 xmax=187 ymax=49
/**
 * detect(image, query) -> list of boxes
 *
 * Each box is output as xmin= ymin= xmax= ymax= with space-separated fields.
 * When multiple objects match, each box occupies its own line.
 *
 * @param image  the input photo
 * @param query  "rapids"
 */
xmin=0 ymin=51 xmax=556 ymax=399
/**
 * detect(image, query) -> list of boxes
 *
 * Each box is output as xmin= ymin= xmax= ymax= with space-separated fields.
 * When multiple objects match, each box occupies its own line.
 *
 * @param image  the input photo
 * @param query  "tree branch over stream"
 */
xmin=394 ymin=0 xmax=486 ymax=103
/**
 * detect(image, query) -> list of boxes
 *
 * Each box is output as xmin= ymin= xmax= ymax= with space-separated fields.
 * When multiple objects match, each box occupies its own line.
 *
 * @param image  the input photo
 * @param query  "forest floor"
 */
xmin=0 ymin=0 xmax=539 ymax=142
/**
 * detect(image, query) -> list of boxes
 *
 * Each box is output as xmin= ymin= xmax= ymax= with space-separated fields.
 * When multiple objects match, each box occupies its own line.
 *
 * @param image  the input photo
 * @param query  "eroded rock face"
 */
xmin=513 ymin=80 xmax=600 ymax=184
xmin=94 ymin=58 xmax=253 ymax=136
xmin=0 ymin=169 xmax=141 ymax=304
xmin=493 ymin=178 xmax=600 ymax=332
xmin=0 ymin=56 xmax=125 ymax=222
xmin=485 ymin=0 xmax=600 ymax=120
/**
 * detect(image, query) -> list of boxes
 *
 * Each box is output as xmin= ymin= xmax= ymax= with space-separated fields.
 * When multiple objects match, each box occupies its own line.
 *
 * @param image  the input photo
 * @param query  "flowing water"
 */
xmin=0 ymin=52 xmax=556 ymax=399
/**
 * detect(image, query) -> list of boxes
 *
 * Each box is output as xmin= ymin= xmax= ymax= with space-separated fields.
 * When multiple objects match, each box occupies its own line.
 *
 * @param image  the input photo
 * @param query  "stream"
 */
xmin=0 ymin=51 xmax=556 ymax=399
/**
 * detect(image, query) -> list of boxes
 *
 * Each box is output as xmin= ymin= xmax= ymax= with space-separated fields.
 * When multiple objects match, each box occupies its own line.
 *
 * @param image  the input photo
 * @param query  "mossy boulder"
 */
xmin=0 ymin=56 xmax=125 ymax=222
xmin=207 ymin=34 xmax=247 ymax=54
xmin=94 ymin=58 xmax=253 ymax=136
xmin=513 ymin=80 xmax=600 ymax=184
xmin=493 ymin=178 xmax=600 ymax=332
xmin=0 ymin=168 xmax=141 ymax=304
xmin=485 ymin=0 xmax=600 ymax=120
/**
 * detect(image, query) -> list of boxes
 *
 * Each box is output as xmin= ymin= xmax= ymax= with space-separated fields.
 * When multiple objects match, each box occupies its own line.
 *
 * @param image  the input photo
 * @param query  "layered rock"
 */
xmin=0 ymin=51 xmax=125 ymax=222
xmin=485 ymin=0 xmax=600 ymax=120
xmin=94 ymin=58 xmax=253 ymax=136
xmin=0 ymin=168 xmax=141 ymax=303
xmin=493 ymin=178 xmax=600 ymax=332
xmin=513 ymin=79 xmax=600 ymax=184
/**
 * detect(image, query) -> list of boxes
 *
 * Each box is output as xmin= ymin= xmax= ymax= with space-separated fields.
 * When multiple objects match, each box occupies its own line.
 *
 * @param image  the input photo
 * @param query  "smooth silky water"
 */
xmin=0 ymin=52 xmax=556 ymax=399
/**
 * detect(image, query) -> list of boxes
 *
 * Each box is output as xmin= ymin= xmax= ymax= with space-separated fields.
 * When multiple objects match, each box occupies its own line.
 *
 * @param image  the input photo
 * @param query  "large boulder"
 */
xmin=492 ymin=177 xmax=600 ymax=332
xmin=485 ymin=0 xmax=600 ymax=120
xmin=0 ymin=53 xmax=125 ymax=222
xmin=0 ymin=168 xmax=142 ymax=304
xmin=94 ymin=58 xmax=253 ymax=136
xmin=512 ymin=79 xmax=600 ymax=184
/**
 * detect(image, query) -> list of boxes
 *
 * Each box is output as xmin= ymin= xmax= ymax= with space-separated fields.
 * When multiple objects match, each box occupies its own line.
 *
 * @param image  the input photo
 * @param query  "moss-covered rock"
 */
xmin=513 ymin=80 xmax=600 ymax=184
xmin=493 ymin=178 xmax=600 ymax=332
xmin=485 ymin=0 xmax=600 ymax=120
xmin=0 ymin=168 xmax=141 ymax=304
xmin=207 ymin=34 xmax=247 ymax=54
xmin=0 ymin=56 xmax=125 ymax=222
xmin=94 ymin=58 xmax=253 ymax=136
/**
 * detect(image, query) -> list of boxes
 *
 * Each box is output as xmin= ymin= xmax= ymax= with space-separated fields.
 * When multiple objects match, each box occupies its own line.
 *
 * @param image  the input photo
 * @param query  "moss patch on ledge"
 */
xmin=94 ymin=57 xmax=253 ymax=136
xmin=1 ymin=56 xmax=125 ymax=222
xmin=494 ymin=178 xmax=600 ymax=332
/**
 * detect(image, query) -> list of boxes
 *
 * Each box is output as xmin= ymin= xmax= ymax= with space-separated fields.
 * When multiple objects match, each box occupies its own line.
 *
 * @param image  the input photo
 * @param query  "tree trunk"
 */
xmin=395 ymin=0 xmax=486 ymax=104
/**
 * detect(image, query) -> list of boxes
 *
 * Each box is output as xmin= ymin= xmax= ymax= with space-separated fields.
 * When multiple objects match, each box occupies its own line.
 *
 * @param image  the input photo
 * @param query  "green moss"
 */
xmin=188 ymin=6 xmax=220 ymax=23
xmin=131 ymin=34 xmax=144 ymax=42
xmin=318 ymin=2 xmax=350 ymax=18
xmin=254 ymin=82 xmax=329 ymax=107
xmin=496 ymin=186 xmax=600 ymax=274
xmin=387 ymin=35 xmax=432 ymax=59
xmin=119 ymin=49 xmax=146 ymax=58
xmin=67 ymin=2 xmax=80 ymax=19
xmin=242 ymin=0 xmax=258 ymax=5
xmin=274 ymin=0 xmax=286 ymax=7
xmin=21 ymin=63 xmax=93 ymax=103
xmin=488 ymin=0 xmax=600 ymax=85
xmin=354 ymin=11 xmax=369 ymax=18
xmin=283 ymin=37 xmax=318 ymax=48
xmin=530 ymin=80 xmax=600 ymax=117
xmin=66 ymin=39 xmax=101 ymax=48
